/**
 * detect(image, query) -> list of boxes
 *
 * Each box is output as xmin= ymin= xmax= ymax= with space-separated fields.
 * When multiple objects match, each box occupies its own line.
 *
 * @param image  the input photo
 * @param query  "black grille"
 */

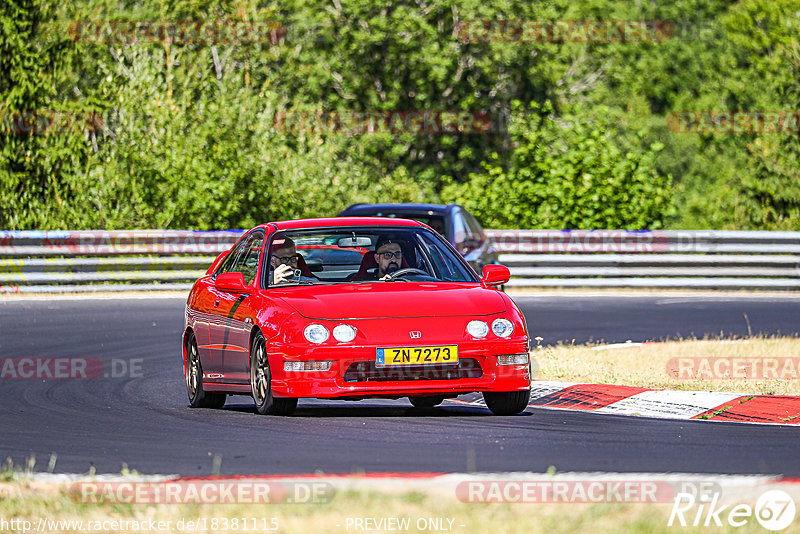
xmin=342 ymin=358 xmax=483 ymax=382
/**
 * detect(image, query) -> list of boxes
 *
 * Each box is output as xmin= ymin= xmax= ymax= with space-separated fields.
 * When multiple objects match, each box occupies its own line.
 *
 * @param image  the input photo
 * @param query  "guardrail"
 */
xmin=0 ymin=230 xmax=242 ymax=293
xmin=1 ymin=229 xmax=798 ymax=293
xmin=485 ymin=230 xmax=800 ymax=289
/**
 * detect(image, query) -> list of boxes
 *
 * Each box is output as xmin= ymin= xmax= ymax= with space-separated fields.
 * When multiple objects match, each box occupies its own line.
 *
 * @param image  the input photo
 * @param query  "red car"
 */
xmin=183 ymin=218 xmax=531 ymax=416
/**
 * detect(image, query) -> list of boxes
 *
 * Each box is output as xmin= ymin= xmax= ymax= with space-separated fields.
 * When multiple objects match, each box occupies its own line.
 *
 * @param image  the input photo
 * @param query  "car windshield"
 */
xmin=354 ymin=212 xmax=447 ymax=236
xmin=264 ymin=226 xmax=478 ymax=287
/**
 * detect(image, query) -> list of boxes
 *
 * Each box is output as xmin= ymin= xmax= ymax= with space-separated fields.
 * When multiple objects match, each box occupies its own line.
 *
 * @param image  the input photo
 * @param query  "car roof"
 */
xmin=265 ymin=217 xmax=426 ymax=231
xmin=338 ymin=203 xmax=458 ymax=216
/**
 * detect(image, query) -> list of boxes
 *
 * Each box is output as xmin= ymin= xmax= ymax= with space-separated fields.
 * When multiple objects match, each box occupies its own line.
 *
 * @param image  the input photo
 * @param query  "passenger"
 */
xmin=269 ymin=237 xmax=313 ymax=284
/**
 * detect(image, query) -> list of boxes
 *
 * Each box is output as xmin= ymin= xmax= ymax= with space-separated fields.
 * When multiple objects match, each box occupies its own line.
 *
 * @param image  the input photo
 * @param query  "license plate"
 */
xmin=376 ymin=345 xmax=458 ymax=367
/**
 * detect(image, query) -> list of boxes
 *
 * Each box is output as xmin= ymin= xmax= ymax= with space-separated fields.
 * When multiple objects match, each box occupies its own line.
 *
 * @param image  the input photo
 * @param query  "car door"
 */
xmin=205 ymin=237 xmax=249 ymax=378
xmin=221 ymin=229 xmax=265 ymax=383
xmin=189 ymin=276 xmax=217 ymax=368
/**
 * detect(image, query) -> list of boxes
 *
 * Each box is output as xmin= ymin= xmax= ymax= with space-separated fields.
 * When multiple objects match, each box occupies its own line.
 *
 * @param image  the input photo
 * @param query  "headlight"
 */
xmin=492 ymin=318 xmax=514 ymax=338
xmin=333 ymin=324 xmax=357 ymax=342
xmin=466 ymin=320 xmax=489 ymax=338
xmin=304 ymin=324 xmax=329 ymax=344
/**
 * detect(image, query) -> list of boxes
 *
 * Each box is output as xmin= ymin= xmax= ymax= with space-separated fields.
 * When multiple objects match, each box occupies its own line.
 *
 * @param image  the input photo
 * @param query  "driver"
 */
xmin=366 ymin=235 xmax=404 ymax=281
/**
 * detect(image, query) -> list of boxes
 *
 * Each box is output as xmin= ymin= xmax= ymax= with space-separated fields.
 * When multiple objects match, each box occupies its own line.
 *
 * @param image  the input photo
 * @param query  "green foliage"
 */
xmin=1 ymin=0 xmax=799 ymax=230
xmin=0 ymin=0 xmax=93 ymax=228
xmin=443 ymin=101 xmax=672 ymax=229
xmin=666 ymin=0 xmax=800 ymax=229
xmin=734 ymin=2 xmax=800 ymax=229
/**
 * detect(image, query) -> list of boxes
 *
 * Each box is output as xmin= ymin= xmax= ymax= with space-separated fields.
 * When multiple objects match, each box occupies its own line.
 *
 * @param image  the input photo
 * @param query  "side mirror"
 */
xmin=481 ymin=264 xmax=510 ymax=287
xmin=215 ymin=272 xmax=247 ymax=293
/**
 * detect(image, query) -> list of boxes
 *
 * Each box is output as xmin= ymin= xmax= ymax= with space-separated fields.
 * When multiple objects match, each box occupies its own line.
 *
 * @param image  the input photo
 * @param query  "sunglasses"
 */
xmin=274 ymin=254 xmax=300 ymax=265
xmin=377 ymin=251 xmax=402 ymax=259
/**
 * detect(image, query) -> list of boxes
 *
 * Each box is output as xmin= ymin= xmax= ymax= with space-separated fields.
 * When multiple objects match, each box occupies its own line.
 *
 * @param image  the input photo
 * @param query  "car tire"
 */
xmin=483 ymin=389 xmax=530 ymax=415
xmin=250 ymin=332 xmax=297 ymax=416
xmin=185 ymin=332 xmax=226 ymax=409
xmin=409 ymin=396 xmax=445 ymax=408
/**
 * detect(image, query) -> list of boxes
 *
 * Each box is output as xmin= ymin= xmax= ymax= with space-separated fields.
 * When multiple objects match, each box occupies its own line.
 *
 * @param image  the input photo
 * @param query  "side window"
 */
xmin=216 ymin=230 xmax=264 ymax=285
xmin=231 ymin=231 xmax=265 ymax=285
xmin=416 ymin=232 xmax=475 ymax=281
xmin=465 ymin=213 xmax=485 ymax=244
xmin=453 ymin=210 xmax=477 ymax=254
xmin=452 ymin=211 xmax=468 ymax=252
xmin=216 ymin=237 xmax=249 ymax=276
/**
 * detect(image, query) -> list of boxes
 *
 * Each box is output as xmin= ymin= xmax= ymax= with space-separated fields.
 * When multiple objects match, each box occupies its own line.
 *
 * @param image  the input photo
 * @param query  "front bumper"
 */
xmin=268 ymin=340 xmax=530 ymax=399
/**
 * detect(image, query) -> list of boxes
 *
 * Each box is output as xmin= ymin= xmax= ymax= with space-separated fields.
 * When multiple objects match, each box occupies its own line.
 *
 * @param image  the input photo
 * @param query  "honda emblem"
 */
xmin=409 ymin=330 xmax=422 ymax=339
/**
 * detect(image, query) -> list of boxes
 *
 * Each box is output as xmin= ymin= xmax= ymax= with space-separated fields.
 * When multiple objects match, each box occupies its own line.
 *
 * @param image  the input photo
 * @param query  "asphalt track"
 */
xmin=1 ymin=294 xmax=799 ymax=476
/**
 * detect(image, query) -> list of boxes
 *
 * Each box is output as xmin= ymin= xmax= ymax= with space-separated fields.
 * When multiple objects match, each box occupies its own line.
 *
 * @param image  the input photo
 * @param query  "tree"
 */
xmin=443 ymin=101 xmax=672 ymax=229
xmin=0 ymin=0 xmax=92 ymax=228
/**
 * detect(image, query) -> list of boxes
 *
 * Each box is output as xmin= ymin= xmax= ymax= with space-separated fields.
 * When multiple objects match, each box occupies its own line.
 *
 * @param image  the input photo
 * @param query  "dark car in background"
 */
xmin=337 ymin=203 xmax=498 ymax=273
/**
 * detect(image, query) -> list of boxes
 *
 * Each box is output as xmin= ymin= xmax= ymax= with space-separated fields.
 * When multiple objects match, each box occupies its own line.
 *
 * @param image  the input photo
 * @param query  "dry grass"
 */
xmin=533 ymin=336 xmax=800 ymax=395
xmin=0 ymin=480 xmax=786 ymax=534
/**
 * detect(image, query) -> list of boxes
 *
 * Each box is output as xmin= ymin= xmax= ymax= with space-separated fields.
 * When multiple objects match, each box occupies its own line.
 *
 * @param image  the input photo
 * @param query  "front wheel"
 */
xmin=185 ymin=332 xmax=226 ymax=409
xmin=483 ymin=390 xmax=530 ymax=415
xmin=250 ymin=332 xmax=297 ymax=416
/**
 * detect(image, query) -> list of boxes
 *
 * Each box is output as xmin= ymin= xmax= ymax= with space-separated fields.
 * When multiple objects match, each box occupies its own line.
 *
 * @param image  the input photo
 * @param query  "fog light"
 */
xmin=467 ymin=320 xmax=489 ymax=338
xmin=304 ymin=324 xmax=329 ymax=344
xmin=497 ymin=354 xmax=528 ymax=366
xmin=284 ymin=361 xmax=333 ymax=372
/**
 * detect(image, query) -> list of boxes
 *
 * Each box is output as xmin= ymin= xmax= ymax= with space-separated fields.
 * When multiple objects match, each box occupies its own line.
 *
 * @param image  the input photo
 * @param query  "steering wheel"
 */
xmin=387 ymin=268 xmax=430 ymax=280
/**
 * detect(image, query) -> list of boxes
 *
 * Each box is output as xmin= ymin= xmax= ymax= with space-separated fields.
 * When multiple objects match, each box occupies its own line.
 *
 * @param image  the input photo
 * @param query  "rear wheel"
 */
xmin=483 ymin=390 xmax=530 ymax=415
xmin=185 ymin=332 xmax=226 ymax=409
xmin=250 ymin=332 xmax=297 ymax=416
xmin=409 ymin=396 xmax=445 ymax=408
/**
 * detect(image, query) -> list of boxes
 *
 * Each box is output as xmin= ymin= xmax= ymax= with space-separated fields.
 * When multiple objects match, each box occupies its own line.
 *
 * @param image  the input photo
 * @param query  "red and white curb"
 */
xmin=522 ymin=381 xmax=800 ymax=425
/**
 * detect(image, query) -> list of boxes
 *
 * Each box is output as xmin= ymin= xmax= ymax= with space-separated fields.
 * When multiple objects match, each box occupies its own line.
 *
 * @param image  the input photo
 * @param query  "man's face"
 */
xmin=270 ymin=245 xmax=298 ymax=269
xmin=375 ymin=243 xmax=402 ymax=276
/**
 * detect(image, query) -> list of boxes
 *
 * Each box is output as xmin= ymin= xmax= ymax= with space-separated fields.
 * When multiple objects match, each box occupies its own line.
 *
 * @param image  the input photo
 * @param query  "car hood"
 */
xmin=274 ymin=283 xmax=506 ymax=320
